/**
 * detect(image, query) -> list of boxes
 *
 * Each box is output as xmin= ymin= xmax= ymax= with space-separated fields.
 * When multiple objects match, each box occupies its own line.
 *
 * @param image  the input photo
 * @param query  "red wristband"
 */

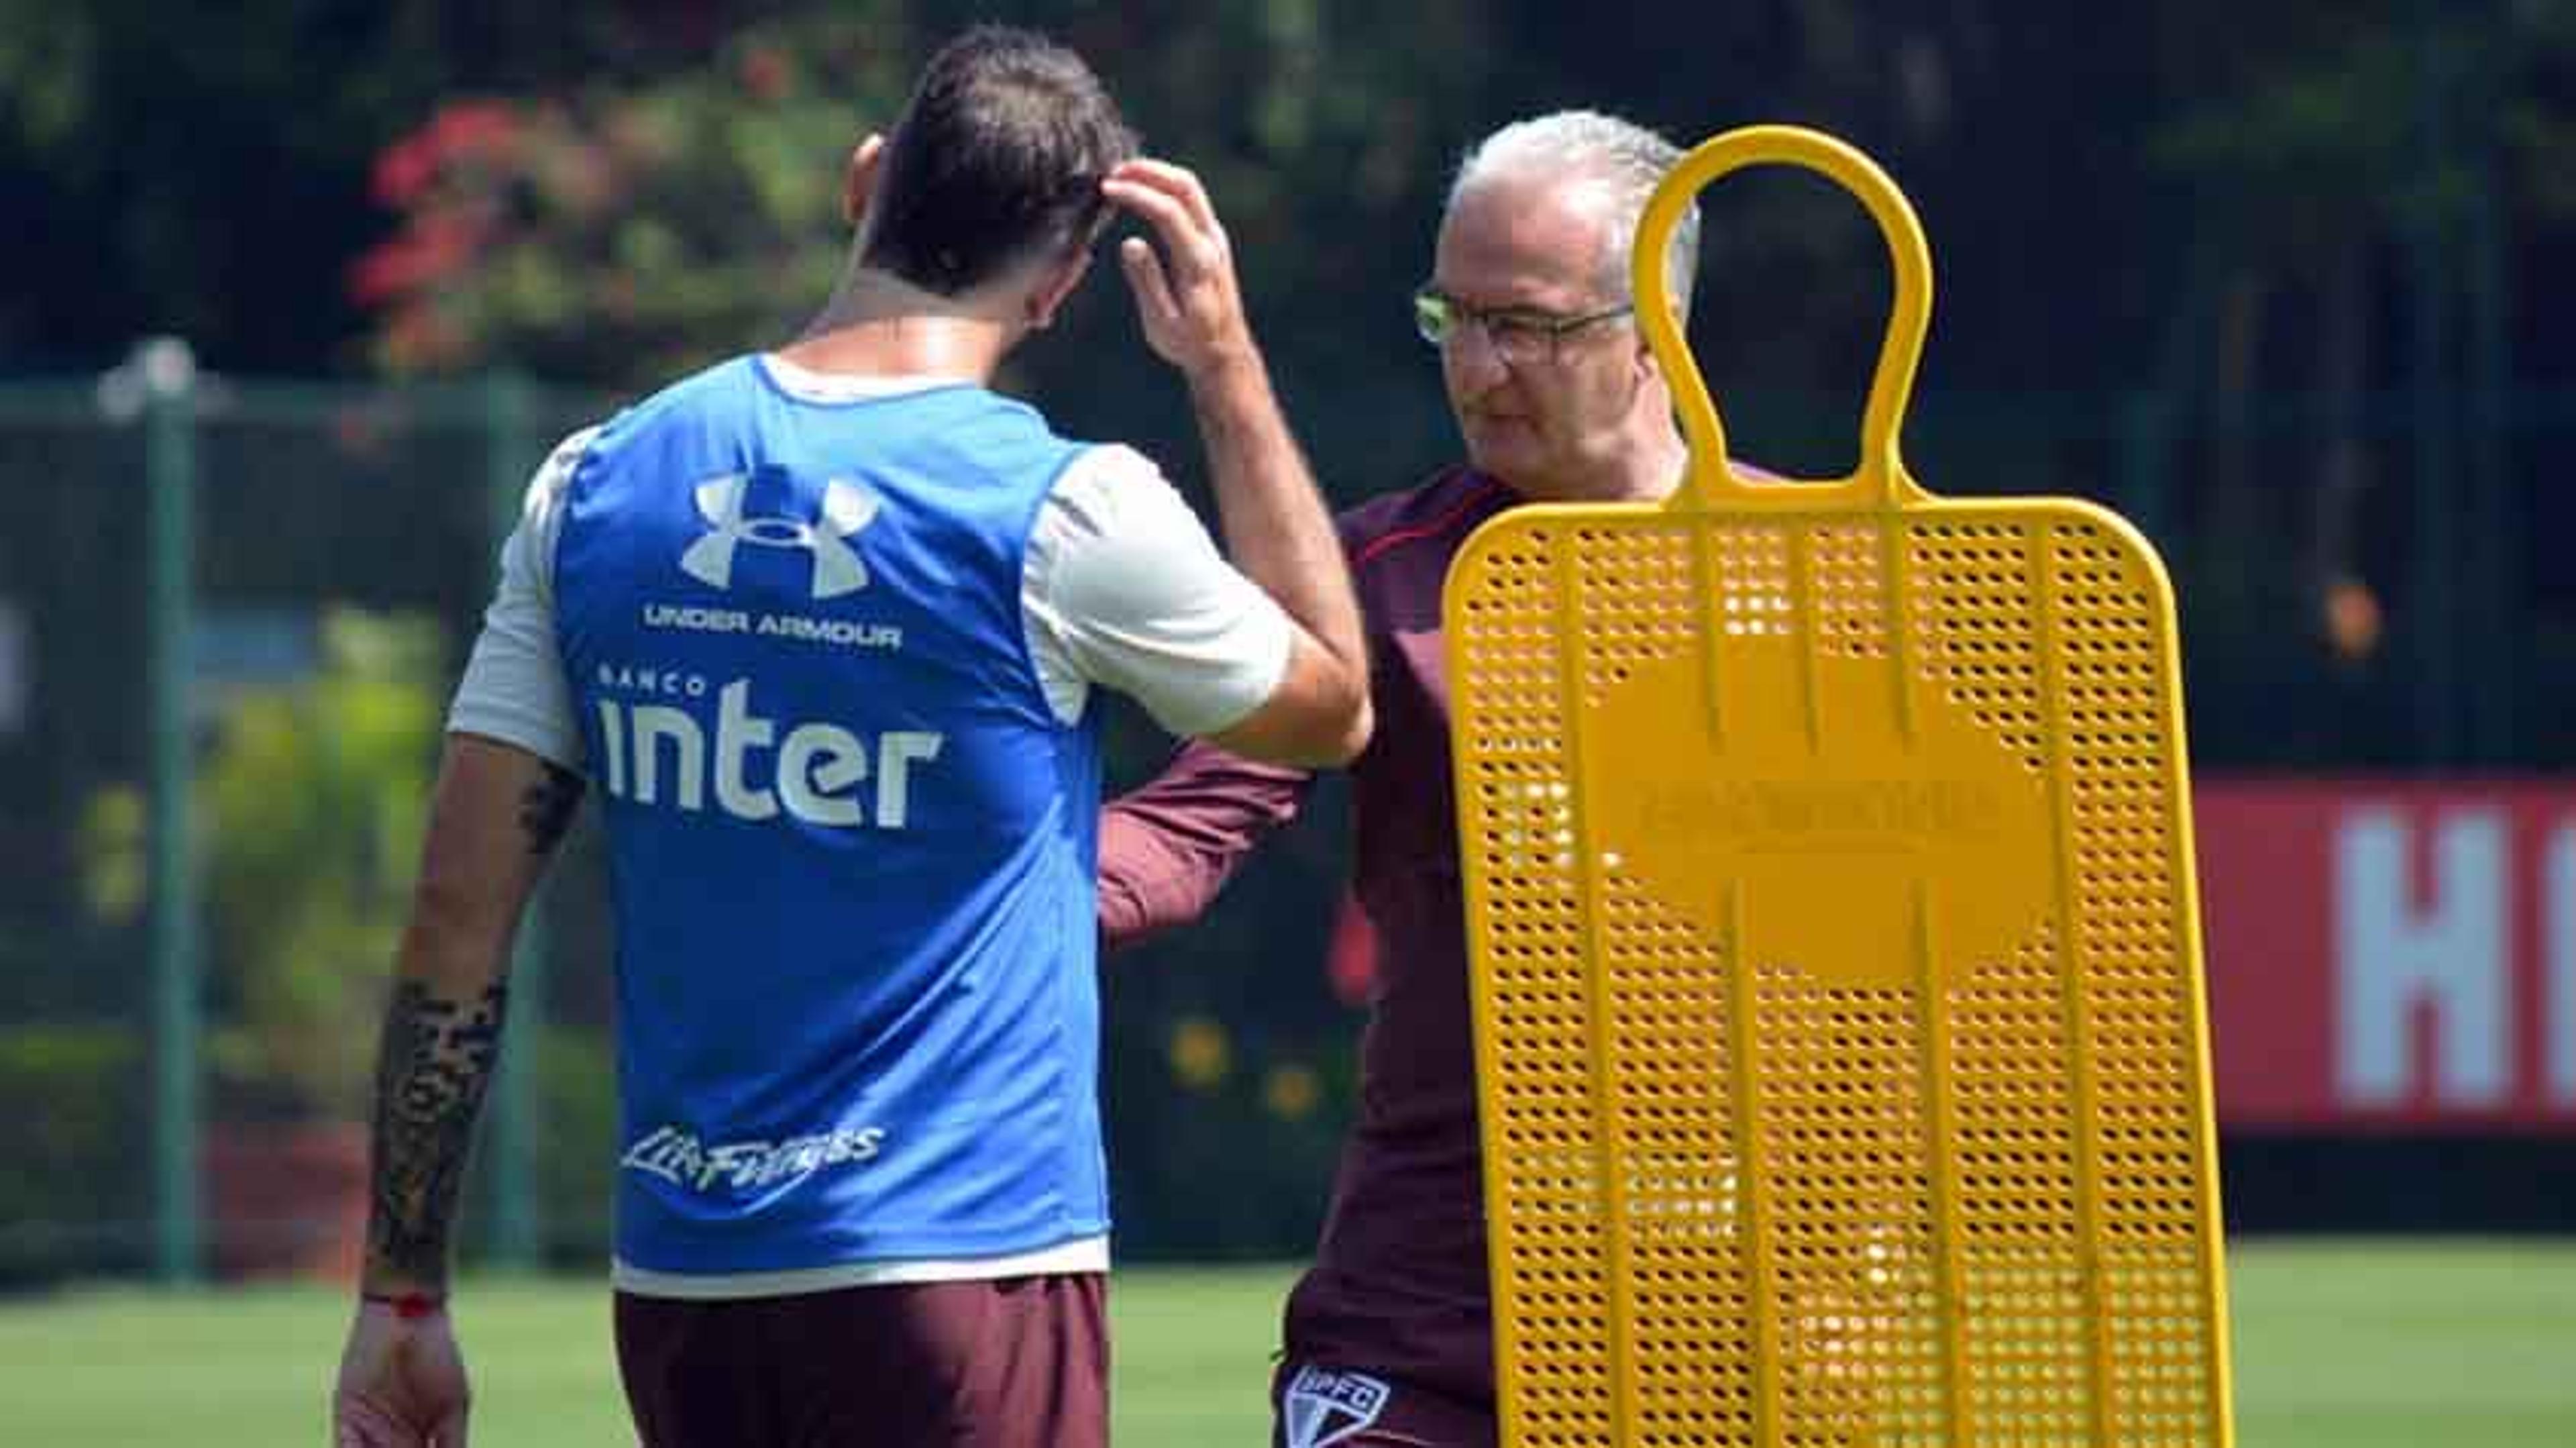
xmin=362 ymin=1290 xmax=447 ymax=1321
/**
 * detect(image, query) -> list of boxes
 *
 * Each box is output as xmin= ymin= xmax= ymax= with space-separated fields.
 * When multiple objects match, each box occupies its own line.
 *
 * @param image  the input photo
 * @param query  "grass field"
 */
xmin=1 ymin=1240 xmax=2569 ymax=1444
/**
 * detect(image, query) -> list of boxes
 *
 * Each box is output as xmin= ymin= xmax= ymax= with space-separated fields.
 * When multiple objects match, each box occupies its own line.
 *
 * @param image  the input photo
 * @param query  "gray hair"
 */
xmin=1448 ymin=110 xmax=1700 ymax=324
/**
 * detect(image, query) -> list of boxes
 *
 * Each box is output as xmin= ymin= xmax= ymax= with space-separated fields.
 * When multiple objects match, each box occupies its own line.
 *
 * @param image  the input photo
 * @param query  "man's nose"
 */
xmin=1444 ymin=320 xmax=1511 ymax=391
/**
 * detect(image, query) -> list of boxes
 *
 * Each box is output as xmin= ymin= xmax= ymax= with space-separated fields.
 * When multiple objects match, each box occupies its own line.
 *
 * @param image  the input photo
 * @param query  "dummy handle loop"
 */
xmin=1633 ymin=125 xmax=1933 ymax=511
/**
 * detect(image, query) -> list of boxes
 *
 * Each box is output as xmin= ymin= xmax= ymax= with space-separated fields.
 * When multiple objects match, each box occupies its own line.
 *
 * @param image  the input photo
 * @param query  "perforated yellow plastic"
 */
xmin=1446 ymin=127 xmax=2235 ymax=1447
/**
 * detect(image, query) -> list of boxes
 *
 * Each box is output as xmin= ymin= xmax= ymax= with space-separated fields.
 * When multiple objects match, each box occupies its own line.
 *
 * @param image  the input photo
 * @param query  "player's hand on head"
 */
xmin=332 ymin=1301 xmax=471 ymax=1446
xmin=1101 ymin=158 xmax=1254 ymax=380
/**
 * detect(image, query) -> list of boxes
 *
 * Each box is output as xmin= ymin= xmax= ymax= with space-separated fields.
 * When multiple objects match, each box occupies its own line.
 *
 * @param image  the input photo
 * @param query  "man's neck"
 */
xmin=1536 ymin=425 xmax=1689 ymax=505
xmin=775 ymin=269 xmax=1012 ymax=382
xmin=1620 ymin=427 xmax=1692 ymax=503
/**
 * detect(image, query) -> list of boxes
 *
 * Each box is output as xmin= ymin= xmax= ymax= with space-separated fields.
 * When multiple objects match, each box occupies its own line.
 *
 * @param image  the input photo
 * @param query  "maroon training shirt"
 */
xmin=1099 ymin=465 xmax=1515 ymax=1408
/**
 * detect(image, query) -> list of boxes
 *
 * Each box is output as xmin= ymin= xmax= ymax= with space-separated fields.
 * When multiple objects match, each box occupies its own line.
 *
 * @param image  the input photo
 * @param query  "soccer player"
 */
xmin=329 ymin=25 xmax=1370 ymax=1448
xmin=1098 ymin=110 xmax=1701 ymax=1448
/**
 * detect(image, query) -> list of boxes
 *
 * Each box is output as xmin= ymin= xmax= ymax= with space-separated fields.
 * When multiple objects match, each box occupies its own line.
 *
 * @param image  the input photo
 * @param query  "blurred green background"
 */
xmin=3 ymin=1 xmax=2574 ymax=1438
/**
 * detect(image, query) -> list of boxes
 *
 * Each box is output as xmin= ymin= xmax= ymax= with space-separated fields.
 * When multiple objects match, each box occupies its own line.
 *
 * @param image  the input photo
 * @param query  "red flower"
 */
xmin=739 ymin=46 xmax=792 ymax=102
xmin=431 ymin=100 xmax=519 ymax=159
xmin=370 ymin=99 xmax=523 ymax=207
xmin=371 ymin=132 xmax=439 ymax=209
xmin=379 ymin=306 xmax=469 ymax=371
xmin=347 ymin=210 xmax=494 ymax=306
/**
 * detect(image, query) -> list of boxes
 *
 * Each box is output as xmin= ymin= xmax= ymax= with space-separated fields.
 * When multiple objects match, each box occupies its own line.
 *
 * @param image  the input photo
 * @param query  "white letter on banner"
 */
xmin=2548 ymin=823 xmax=2576 ymax=1107
xmin=2334 ymin=809 xmax=2510 ymax=1108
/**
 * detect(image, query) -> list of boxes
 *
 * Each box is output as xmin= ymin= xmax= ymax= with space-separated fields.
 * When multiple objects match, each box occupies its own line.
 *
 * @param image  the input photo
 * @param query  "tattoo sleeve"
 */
xmin=519 ymin=761 xmax=586 ymax=855
xmin=366 ymin=979 xmax=508 ymax=1288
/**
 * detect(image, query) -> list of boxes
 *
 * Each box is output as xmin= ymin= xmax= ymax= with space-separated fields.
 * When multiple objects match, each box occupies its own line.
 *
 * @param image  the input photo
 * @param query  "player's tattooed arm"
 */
xmin=519 ymin=760 xmax=585 ymax=855
xmin=356 ymin=736 xmax=576 ymax=1294
xmin=365 ymin=979 xmax=507 ymax=1288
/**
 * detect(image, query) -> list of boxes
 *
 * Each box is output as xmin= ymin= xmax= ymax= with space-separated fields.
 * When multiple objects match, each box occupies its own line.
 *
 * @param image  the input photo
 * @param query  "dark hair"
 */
xmin=860 ymin=25 xmax=1138 ymax=296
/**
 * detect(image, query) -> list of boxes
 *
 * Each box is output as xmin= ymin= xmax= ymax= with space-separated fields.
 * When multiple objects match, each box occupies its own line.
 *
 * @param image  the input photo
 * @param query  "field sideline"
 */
xmin=0 ymin=1239 xmax=2568 ymax=1444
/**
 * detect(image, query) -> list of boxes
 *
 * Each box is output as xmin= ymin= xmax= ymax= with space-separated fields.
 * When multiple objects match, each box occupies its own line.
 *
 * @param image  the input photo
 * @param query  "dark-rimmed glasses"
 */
xmin=1411 ymin=287 xmax=1635 ymax=366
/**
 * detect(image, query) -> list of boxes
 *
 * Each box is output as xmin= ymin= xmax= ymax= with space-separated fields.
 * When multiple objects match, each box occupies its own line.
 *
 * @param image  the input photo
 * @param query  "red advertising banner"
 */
xmin=2196 ymin=779 xmax=2576 ymax=1131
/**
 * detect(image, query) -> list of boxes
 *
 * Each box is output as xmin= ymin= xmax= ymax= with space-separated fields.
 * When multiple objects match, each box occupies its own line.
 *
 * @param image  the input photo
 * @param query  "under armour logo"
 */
xmin=680 ymin=472 xmax=881 ymax=599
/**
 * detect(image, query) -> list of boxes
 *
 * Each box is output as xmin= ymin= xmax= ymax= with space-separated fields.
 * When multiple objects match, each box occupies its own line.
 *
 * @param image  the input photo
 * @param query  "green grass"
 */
xmin=2224 ymin=1240 xmax=2576 ymax=1447
xmin=0 ymin=1243 xmax=2567 ymax=1444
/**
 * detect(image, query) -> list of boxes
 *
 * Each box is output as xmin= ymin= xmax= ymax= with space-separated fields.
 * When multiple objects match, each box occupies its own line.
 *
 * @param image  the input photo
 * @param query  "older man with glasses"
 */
xmin=1097 ymin=110 xmax=1705 ymax=1448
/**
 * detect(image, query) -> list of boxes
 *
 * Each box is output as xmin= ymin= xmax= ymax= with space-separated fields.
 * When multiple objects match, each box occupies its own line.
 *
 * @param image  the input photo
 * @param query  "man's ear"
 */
xmin=842 ymin=133 xmax=887 ymax=231
xmin=1025 ymin=248 xmax=1095 ymax=333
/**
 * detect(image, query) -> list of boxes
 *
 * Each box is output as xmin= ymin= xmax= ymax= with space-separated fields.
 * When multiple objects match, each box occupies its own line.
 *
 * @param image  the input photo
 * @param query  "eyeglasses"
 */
xmin=1411 ymin=287 xmax=1635 ymax=366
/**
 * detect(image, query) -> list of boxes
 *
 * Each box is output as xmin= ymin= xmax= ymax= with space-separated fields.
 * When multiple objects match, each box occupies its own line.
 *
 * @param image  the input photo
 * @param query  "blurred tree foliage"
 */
xmin=195 ymin=609 xmax=446 ymax=1120
xmin=9 ymin=1 xmax=2571 ymax=455
xmin=324 ymin=1 xmax=1501 ymax=496
xmin=305 ymin=1 xmax=2576 ymax=775
xmin=0 ymin=0 xmax=709 ymax=370
xmin=9 ymin=0 xmax=2576 ymax=1260
xmin=66 ymin=608 xmax=445 ymax=1118
xmin=348 ymin=9 xmax=916 ymax=382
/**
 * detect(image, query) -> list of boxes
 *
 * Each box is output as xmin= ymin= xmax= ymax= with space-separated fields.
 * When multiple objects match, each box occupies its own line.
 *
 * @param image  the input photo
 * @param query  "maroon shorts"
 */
xmin=614 ymin=1273 xmax=1108 ymax=1448
xmin=1270 ymin=1359 xmax=1497 ymax=1448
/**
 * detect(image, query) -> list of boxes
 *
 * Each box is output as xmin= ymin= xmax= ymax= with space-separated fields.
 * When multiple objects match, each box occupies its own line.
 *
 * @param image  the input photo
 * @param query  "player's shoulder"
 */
xmin=1037 ymin=444 xmax=1176 ymax=541
xmin=1337 ymin=465 xmax=1513 ymax=571
xmin=569 ymin=356 xmax=760 ymax=465
xmin=615 ymin=354 xmax=763 ymax=425
xmin=529 ymin=420 xmax=608 ymax=502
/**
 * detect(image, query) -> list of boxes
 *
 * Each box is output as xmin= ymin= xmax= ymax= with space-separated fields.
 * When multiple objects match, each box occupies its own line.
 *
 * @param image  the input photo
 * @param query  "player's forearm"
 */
xmin=357 ymin=741 xmax=584 ymax=1295
xmin=1184 ymin=353 xmax=1367 ymax=680
xmin=360 ymin=868 xmax=533 ymax=1295
xmin=360 ymin=967 xmax=509 ymax=1296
